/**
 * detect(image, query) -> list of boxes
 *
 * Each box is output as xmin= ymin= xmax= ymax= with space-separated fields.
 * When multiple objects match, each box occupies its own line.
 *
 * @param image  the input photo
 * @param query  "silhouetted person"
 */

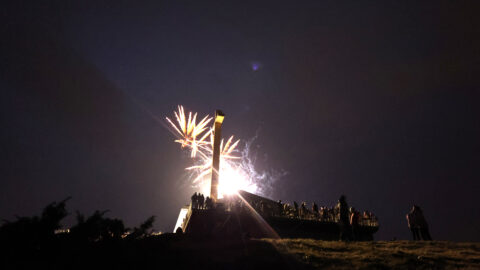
xmin=293 ymin=201 xmax=299 ymax=218
xmin=414 ymin=205 xmax=432 ymax=240
xmin=312 ymin=202 xmax=318 ymax=218
xmin=406 ymin=206 xmax=420 ymax=240
xmin=277 ymin=200 xmax=283 ymax=216
xmin=198 ymin=193 xmax=205 ymax=209
xmin=338 ymin=195 xmax=351 ymax=241
xmin=300 ymin=202 xmax=307 ymax=218
xmin=283 ymin=203 xmax=290 ymax=217
xmin=350 ymin=207 xmax=360 ymax=240
xmin=191 ymin=192 xmax=198 ymax=209
xmin=205 ymin=196 xmax=213 ymax=209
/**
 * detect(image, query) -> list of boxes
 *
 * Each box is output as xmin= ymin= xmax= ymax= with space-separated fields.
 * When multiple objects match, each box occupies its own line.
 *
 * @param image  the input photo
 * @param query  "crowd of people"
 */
xmin=271 ymin=200 xmax=378 ymax=227
xmin=189 ymin=192 xmax=434 ymax=242
xmin=190 ymin=192 xmax=214 ymax=210
xmin=406 ymin=205 xmax=432 ymax=240
xmin=244 ymin=197 xmax=379 ymax=228
xmin=190 ymin=192 xmax=378 ymax=228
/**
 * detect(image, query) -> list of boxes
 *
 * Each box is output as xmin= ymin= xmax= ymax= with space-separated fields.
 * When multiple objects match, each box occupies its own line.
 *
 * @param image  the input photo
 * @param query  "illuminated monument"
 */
xmin=173 ymin=109 xmax=379 ymax=240
xmin=210 ymin=110 xmax=224 ymax=202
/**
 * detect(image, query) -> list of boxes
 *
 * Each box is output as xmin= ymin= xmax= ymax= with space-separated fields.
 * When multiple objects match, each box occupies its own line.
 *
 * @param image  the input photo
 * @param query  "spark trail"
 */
xmin=166 ymin=106 xmax=280 ymax=198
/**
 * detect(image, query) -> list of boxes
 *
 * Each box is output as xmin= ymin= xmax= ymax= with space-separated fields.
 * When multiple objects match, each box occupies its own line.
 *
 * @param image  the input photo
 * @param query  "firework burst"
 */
xmin=166 ymin=106 xmax=260 ymax=198
xmin=165 ymin=105 xmax=212 ymax=158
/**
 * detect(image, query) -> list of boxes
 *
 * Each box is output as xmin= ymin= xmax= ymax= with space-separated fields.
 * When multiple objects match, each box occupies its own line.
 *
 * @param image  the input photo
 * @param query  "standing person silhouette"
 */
xmin=191 ymin=192 xmax=198 ymax=209
xmin=293 ymin=201 xmax=299 ymax=218
xmin=414 ymin=205 xmax=432 ymax=240
xmin=406 ymin=206 xmax=420 ymax=240
xmin=338 ymin=195 xmax=352 ymax=241
xmin=198 ymin=193 xmax=205 ymax=209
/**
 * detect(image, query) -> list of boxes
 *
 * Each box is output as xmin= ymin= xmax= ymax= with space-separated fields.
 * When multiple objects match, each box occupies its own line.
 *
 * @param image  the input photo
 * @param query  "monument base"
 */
xmin=175 ymin=190 xmax=379 ymax=240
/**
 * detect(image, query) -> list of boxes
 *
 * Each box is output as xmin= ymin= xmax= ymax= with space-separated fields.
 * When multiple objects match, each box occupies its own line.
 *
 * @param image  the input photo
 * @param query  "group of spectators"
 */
xmin=247 ymin=197 xmax=378 ymax=228
xmin=189 ymin=192 xmax=379 ymax=228
xmin=189 ymin=192 xmax=433 ymax=241
xmin=190 ymin=192 xmax=214 ymax=210
xmin=189 ymin=192 xmax=379 ymax=231
xmin=249 ymin=195 xmax=376 ymax=241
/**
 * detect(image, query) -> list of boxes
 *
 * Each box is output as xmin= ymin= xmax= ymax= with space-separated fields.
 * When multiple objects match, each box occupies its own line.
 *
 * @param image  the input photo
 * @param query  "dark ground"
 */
xmin=2 ymin=234 xmax=479 ymax=270
xmin=0 ymin=234 xmax=308 ymax=270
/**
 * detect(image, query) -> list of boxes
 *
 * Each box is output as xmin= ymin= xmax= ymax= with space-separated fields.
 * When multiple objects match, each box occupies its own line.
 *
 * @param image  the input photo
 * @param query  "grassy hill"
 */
xmin=263 ymin=239 xmax=480 ymax=269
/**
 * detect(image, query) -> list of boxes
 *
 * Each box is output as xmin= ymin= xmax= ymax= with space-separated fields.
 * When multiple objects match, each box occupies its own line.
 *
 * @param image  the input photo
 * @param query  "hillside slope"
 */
xmin=263 ymin=239 xmax=480 ymax=269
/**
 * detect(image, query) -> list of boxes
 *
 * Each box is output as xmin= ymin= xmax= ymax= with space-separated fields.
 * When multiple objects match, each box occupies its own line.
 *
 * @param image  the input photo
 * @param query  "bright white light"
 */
xmin=217 ymin=158 xmax=258 ymax=198
xmin=173 ymin=207 xmax=189 ymax=233
xmin=218 ymin=165 xmax=243 ymax=196
xmin=196 ymin=157 xmax=259 ymax=199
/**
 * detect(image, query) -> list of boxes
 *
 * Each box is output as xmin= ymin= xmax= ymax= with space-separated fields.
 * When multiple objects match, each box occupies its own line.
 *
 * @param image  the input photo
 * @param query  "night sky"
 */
xmin=1 ymin=1 xmax=479 ymax=241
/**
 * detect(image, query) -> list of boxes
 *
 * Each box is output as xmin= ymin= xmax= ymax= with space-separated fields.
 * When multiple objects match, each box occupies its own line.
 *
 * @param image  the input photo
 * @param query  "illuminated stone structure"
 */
xmin=210 ymin=110 xmax=224 ymax=202
xmin=177 ymin=190 xmax=379 ymax=240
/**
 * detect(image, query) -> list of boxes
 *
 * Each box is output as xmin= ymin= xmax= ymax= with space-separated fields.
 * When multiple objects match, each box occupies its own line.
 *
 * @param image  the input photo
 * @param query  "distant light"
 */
xmin=54 ymin=228 xmax=70 ymax=234
xmin=251 ymin=61 xmax=261 ymax=71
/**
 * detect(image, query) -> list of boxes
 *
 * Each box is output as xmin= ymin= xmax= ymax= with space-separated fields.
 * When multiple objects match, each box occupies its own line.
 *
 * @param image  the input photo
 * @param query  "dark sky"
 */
xmin=1 ymin=1 xmax=479 ymax=241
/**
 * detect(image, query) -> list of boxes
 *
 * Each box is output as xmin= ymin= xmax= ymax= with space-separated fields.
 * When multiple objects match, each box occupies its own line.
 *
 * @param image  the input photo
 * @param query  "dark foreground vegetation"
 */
xmin=0 ymin=198 xmax=305 ymax=270
xmin=1 ymin=199 xmax=479 ymax=269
